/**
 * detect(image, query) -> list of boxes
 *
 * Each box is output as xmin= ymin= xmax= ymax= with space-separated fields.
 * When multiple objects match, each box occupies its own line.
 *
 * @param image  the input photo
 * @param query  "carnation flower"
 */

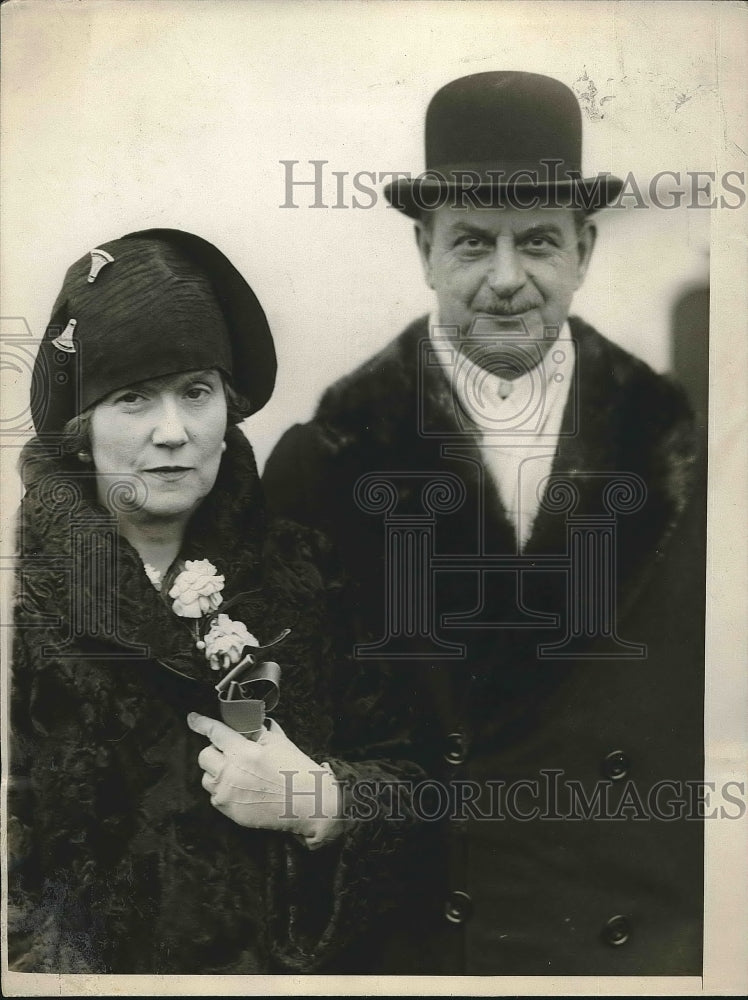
xmin=169 ymin=559 xmax=225 ymax=618
xmin=201 ymin=613 xmax=259 ymax=671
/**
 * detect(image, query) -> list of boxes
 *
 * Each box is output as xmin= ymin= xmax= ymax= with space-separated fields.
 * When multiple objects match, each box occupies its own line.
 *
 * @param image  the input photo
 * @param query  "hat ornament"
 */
xmin=51 ymin=318 xmax=77 ymax=354
xmin=87 ymin=248 xmax=114 ymax=283
xmin=30 ymin=228 xmax=277 ymax=437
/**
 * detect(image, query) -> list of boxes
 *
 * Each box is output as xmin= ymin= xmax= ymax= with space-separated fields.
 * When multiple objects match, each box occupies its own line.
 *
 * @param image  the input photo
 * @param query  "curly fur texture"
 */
xmin=9 ymin=427 xmax=422 ymax=974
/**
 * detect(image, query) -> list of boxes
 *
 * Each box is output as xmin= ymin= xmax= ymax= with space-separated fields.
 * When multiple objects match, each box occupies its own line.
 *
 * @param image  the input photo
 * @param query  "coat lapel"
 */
xmin=525 ymin=317 xmax=697 ymax=611
xmin=409 ymin=317 xmax=519 ymax=554
xmin=402 ymin=314 xmax=697 ymax=627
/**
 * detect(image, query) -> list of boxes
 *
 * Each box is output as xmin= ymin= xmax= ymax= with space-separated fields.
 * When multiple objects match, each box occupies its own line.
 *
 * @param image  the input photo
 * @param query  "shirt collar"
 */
xmin=428 ymin=314 xmax=575 ymax=433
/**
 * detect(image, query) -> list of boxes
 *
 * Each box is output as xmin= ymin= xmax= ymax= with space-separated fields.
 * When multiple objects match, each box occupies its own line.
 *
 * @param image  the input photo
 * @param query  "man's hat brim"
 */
xmin=384 ymin=173 xmax=624 ymax=220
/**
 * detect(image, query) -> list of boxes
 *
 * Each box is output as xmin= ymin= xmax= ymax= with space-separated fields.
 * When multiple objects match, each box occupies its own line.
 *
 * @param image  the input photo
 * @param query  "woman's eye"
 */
xmin=185 ymin=384 xmax=212 ymax=400
xmin=116 ymin=391 xmax=145 ymax=405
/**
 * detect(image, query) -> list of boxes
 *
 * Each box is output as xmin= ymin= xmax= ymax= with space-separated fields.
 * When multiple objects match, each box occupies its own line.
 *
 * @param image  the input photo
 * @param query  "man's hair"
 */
xmin=60 ymin=373 xmax=251 ymax=458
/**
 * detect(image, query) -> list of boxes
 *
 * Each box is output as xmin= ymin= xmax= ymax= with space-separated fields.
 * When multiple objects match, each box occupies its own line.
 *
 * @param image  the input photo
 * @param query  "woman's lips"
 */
xmin=144 ymin=467 xmax=193 ymax=482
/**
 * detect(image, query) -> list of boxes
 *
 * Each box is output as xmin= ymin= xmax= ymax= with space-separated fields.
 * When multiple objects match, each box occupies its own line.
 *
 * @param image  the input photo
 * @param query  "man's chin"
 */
xmin=462 ymin=311 xmax=546 ymax=340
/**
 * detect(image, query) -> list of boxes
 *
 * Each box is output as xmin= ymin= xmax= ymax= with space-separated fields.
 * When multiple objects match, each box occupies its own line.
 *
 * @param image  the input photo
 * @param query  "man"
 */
xmin=263 ymin=72 xmax=706 ymax=975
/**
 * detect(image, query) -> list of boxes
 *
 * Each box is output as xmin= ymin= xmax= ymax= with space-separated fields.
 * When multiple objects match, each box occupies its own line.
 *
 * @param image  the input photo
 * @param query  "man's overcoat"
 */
xmin=263 ymin=315 xmax=707 ymax=975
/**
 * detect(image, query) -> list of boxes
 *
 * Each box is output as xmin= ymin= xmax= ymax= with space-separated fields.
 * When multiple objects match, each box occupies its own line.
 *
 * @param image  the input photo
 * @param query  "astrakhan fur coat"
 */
xmin=8 ymin=425 xmax=424 ymax=975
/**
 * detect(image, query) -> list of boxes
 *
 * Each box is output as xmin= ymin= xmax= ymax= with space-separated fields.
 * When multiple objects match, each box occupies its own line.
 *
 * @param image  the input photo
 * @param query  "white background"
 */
xmin=1 ymin=0 xmax=717 ymax=469
xmin=1 ymin=1 xmax=746 ymax=996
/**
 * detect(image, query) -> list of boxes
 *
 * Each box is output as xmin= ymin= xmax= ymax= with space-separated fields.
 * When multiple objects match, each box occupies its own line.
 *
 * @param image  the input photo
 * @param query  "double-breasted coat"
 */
xmin=263 ymin=315 xmax=707 ymax=975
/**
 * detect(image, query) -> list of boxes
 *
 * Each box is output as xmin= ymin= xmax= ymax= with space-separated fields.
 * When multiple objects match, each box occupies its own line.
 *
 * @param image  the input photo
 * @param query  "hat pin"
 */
xmin=52 ymin=318 xmax=77 ymax=353
xmin=87 ymin=248 xmax=114 ymax=282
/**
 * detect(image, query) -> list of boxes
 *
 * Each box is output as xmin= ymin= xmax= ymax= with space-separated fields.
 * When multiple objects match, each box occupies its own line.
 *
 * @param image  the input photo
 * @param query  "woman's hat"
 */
xmin=384 ymin=71 xmax=623 ymax=219
xmin=31 ymin=229 xmax=277 ymax=436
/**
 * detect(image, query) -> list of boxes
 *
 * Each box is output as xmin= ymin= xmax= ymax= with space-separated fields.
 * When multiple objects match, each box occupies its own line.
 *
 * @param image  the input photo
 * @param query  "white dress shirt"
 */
xmin=429 ymin=319 xmax=575 ymax=550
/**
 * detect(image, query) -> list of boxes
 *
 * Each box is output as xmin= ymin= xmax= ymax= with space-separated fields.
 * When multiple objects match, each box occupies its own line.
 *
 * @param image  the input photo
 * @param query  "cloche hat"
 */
xmin=31 ymin=229 xmax=276 ymax=437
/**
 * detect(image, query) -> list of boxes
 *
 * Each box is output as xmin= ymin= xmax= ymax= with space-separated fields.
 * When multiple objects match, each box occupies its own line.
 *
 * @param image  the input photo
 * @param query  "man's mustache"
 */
xmin=472 ymin=299 xmax=543 ymax=316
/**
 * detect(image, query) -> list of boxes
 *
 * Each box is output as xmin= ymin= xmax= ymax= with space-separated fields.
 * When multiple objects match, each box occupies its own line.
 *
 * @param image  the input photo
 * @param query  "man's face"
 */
xmin=416 ymin=204 xmax=595 ymax=346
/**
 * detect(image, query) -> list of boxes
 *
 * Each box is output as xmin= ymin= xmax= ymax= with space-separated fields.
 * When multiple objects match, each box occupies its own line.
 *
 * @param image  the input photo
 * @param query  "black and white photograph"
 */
xmin=1 ymin=1 xmax=746 ymax=995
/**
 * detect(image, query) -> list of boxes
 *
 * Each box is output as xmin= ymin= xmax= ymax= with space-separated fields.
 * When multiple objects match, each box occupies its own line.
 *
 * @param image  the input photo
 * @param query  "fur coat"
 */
xmin=263 ymin=316 xmax=707 ymax=974
xmin=8 ymin=425 xmax=424 ymax=975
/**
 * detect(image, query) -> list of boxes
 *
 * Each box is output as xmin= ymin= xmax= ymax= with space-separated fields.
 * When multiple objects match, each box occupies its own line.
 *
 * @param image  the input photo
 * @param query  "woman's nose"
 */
xmin=486 ymin=240 xmax=526 ymax=298
xmin=151 ymin=399 xmax=189 ymax=447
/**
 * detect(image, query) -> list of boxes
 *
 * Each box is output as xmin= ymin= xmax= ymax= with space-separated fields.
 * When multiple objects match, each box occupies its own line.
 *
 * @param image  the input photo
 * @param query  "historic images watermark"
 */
xmin=3 ymin=317 xmax=151 ymax=656
xmin=279 ymin=159 xmax=747 ymax=210
xmin=352 ymin=314 xmax=648 ymax=661
xmin=274 ymin=771 xmax=746 ymax=823
xmin=12 ymin=469 xmax=151 ymax=658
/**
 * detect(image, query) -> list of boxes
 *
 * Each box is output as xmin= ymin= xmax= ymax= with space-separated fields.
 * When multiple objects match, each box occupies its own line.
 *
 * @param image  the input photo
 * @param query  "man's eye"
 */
xmin=455 ymin=236 xmax=489 ymax=252
xmin=523 ymin=235 xmax=557 ymax=250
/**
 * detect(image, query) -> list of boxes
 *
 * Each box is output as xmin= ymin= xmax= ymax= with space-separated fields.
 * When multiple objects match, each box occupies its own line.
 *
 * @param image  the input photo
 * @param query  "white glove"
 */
xmin=187 ymin=713 xmax=346 ymax=849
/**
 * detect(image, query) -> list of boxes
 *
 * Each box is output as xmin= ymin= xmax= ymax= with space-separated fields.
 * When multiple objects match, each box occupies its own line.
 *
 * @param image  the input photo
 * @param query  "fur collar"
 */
xmin=16 ymin=426 xmax=270 ymax=681
xmin=315 ymin=313 xmax=697 ymax=594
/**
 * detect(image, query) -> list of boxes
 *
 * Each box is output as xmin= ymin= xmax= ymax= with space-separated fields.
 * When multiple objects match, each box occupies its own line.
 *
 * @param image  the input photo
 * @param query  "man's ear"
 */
xmin=575 ymin=219 xmax=597 ymax=288
xmin=414 ymin=220 xmax=435 ymax=290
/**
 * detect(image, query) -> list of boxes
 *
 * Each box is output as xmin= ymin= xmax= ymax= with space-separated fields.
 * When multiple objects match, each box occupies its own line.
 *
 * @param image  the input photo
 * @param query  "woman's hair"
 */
xmin=60 ymin=373 xmax=252 ymax=457
xmin=224 ymin=378 xmax=254 ymax=424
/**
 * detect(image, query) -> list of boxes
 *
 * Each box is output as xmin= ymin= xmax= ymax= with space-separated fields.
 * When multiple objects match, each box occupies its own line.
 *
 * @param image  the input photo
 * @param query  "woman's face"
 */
xmin=90 ymin=369 xmax=228 ymax=522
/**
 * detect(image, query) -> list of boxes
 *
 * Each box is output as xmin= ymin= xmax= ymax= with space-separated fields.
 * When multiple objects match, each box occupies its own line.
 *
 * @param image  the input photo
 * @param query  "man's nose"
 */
xmin=486 ymin=240 xmax=526 ymax=297
xmin=151 ymin=398 xmax=189 ymax=447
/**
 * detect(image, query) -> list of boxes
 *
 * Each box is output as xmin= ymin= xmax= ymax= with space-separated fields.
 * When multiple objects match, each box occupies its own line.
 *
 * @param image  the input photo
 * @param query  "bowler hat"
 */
xmin=31 ymin=229 xmax=276 ymax=436
xmin=384 ymin=71 xmax=623 ymax=218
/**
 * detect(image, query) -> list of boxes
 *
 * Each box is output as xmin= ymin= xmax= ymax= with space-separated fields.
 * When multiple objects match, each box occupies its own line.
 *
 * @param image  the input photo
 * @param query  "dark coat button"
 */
xmin=602 ymin=914 xmax=631 ymax=946
xmin=444 ymin=890 xmax=473 ymax=924
xmin=444 ymin=731 xmax=468 ymax=766
xmin=602 ymin=750 xmax=630 ymax=781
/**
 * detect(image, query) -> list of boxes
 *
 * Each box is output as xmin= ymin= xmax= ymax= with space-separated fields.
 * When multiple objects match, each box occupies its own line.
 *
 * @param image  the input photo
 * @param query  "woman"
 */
xmin=8 ymin=229 xmax=423 ymax=975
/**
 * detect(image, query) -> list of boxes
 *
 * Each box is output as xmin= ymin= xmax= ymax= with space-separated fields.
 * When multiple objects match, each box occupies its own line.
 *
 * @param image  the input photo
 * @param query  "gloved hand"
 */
xmin=187 ymin=713 xmax=346 ymax=849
